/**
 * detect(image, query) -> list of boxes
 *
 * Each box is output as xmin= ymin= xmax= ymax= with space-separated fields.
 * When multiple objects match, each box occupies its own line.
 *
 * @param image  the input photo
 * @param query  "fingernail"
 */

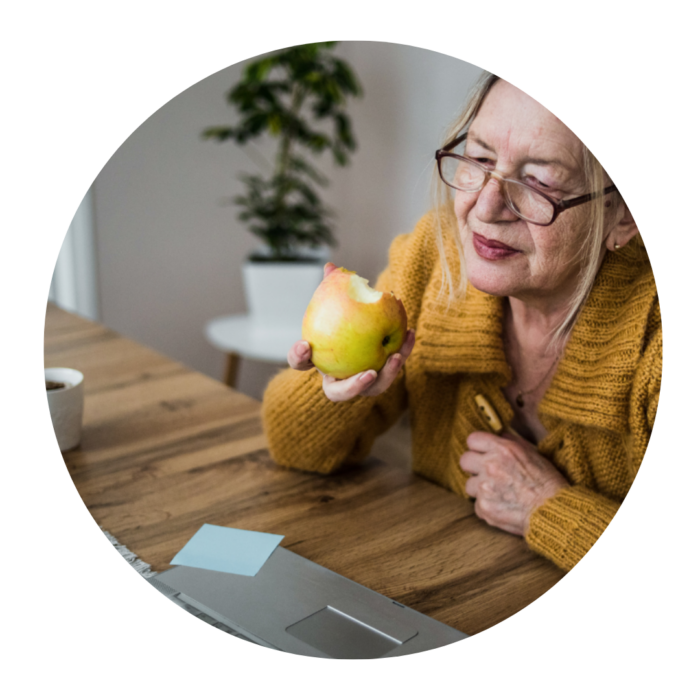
xmin=360 ymin=370 xmax=375 ymax=382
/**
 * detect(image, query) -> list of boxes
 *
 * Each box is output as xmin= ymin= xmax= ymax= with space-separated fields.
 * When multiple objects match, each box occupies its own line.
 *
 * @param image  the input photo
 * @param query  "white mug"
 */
xmin=45 ymin=367 xmax=84 ymax=452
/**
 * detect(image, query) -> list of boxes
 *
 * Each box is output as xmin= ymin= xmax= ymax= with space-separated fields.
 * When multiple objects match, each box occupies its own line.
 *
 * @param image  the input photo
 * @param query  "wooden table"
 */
xmin=44 ymin=303 xmax=564 ymax=636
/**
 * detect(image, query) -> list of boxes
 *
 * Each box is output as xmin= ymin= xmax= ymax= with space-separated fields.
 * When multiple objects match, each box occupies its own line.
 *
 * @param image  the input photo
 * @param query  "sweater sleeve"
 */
xmin=262 ymin=365 xmax=407 ymax=473
xmin=261 ymin=212 xmax=440 ymax=473
xmin=524 ymin=486 xmax=621 ymax=571
xmin=525 ymin=301 xmax=662 ymax=572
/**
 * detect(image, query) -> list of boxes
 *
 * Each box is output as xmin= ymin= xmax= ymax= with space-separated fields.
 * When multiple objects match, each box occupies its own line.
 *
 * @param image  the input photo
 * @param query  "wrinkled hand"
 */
xmin=287 ymin=262 xmax=415 ymax=403
xmin=459 ymin=431 xmax=568 ymax=536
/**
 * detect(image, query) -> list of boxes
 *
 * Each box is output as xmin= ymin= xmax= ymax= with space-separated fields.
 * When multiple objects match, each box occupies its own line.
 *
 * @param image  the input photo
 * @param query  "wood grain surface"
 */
xmin=45 ymin=303 xmax=564 ymax=636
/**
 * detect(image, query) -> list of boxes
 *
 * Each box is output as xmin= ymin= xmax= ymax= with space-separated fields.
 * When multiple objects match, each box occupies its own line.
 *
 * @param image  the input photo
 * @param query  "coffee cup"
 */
xmin=45 ymin=367 xmax=84 ymax=452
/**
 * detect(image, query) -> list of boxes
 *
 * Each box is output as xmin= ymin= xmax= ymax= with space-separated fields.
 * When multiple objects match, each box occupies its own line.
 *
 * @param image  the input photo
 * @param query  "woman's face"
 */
xmin=454 ymin=80 xmax=600 ymax=307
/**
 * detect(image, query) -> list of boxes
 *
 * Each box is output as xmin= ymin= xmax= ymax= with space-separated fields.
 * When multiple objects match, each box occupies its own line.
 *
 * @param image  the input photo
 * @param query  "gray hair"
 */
xmin=431 ymin=71 xmax=637 ymax=348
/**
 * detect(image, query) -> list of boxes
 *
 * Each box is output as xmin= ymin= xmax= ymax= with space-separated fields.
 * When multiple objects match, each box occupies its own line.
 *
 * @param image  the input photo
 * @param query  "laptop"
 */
xmin=150 ymin=545 xmax=468 ymax=658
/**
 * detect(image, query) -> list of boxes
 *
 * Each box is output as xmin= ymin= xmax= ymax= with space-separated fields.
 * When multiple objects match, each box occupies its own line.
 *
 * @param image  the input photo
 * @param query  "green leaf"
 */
xmin=228 ymin=83 xmax=259 ymax=108
xmin=311 ymin=95 xmax=333 ymax=118
xmin=292 ymin=126 xmax=331 ymax=153
xmin=288 ymin=156 xmax=329 ymax=186
xmin=256 ymin=83 xmax=286 ymax=106
xmin=283 ymin=177 xmax=321 ymax=206
xmin=234 ymin=113 xmax=270 ymax=142
xmin=334 ymin=112 xmax=348 ymax=141
xmin=332 ymin=146 xmax=348 ymax=166
xmin=304 ymin=70 xmax=322 ymax=84
xmin=332 ymin=58 xmax=362 ymax=97
xmin=201 ymin=126 xmax=236 ymax=141
xmin=244 ymin=56 xmax=276 ymax=82
xmin=267 ymin=112 xmax=283 ymax=135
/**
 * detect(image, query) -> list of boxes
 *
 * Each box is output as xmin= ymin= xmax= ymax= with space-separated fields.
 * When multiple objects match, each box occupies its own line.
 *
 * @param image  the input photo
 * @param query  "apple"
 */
xmin=302 ymin=266 xmax=408 ymax=379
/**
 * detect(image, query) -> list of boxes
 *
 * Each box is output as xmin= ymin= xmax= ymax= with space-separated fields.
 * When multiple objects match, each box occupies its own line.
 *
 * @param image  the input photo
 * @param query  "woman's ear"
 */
xmin=604 ymin=200 xmax=639 ymax=251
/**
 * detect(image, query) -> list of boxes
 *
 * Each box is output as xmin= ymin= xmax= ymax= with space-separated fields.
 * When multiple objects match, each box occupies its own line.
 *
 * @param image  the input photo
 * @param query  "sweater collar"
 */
xmin=411 ymin=242 xmax=656 ymax=433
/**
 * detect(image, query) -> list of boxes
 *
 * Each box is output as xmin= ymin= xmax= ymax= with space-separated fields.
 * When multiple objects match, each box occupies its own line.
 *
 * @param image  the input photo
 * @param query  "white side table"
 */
xmin=205 ymin=314 xmax=302 ymax=387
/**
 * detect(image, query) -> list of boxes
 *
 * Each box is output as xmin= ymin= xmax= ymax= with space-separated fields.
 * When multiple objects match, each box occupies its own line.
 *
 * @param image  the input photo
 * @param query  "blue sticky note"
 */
xmin=170 ymin=524 xmax=284 ymax=576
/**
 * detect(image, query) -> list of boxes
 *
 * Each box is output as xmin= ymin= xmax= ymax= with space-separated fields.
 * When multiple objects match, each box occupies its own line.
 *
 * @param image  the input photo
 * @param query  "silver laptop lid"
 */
xmin=154 ymin=546 xmax=467 ymax=658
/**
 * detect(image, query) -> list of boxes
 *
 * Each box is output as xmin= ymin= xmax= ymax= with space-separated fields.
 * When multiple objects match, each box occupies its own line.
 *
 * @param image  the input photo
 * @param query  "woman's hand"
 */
xmin=287 ymin=260 xmax=415 ymax=402
xmin=459 ymin=431 xmax=568 ymax=537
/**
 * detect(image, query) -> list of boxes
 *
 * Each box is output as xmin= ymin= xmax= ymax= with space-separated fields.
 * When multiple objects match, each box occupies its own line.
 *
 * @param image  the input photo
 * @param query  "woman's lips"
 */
xmin=472 ymin=232 xmax=520 ymax=260
xmin=473 ymin=232 xmax=520 ymax=253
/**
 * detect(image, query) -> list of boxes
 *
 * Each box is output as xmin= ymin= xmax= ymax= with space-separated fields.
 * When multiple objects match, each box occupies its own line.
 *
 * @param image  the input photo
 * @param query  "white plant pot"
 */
xmin=242 ymin=261 xmax=325 ymax=325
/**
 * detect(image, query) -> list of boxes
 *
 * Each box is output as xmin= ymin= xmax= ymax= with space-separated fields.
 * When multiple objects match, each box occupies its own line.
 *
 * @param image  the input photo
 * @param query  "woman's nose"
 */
xmin=474 ymin=177 xmax=517 ymax=223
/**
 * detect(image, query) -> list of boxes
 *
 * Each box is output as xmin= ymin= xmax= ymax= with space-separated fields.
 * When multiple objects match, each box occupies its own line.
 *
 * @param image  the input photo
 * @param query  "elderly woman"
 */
xmin=261 ymin=73 xmax=661 ymax=572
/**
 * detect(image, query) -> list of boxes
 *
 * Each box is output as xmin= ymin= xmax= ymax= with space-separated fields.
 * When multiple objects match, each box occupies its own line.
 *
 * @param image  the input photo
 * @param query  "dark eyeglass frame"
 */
xmin=435 ymin=133 xmax=618 ymax=227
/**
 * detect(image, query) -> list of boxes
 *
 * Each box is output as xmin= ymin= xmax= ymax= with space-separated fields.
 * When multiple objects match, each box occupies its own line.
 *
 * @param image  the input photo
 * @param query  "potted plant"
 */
xmin=203 ymin=41 xmax=362 ymax=322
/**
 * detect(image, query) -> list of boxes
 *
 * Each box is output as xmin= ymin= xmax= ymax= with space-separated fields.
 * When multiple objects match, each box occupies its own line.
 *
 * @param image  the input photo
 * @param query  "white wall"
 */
xmin=90 ymin=42 xmax=482 ymax=399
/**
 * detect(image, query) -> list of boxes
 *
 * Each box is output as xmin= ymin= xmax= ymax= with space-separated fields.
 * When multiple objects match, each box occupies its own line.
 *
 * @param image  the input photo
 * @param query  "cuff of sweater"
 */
xmin=262 ymin=368 xmax=378 ymax=473
xmin=525 ymin=485 xmax=620 ymax=572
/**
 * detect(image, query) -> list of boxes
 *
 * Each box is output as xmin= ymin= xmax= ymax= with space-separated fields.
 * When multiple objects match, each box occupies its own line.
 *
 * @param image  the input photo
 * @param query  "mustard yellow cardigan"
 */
xmin=261 ymin=212 xmax=662 ymax=571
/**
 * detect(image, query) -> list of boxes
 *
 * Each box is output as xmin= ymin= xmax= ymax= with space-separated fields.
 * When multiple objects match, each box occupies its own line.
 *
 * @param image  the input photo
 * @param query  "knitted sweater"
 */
xmin=262 ymin=211 xmax=662 ymax=571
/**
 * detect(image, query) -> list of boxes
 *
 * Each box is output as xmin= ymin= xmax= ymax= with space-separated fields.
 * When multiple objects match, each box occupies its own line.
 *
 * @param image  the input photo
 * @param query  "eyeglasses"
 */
xmin=435 ymin=133 xmax=617 ymax=226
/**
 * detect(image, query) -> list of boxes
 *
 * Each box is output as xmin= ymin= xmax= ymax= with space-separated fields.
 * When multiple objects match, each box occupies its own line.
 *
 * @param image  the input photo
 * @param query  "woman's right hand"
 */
xmin=287 ymin=329 xmax=416 ymax=403
xmin=287 ymin=261 xmax=415 ymax=402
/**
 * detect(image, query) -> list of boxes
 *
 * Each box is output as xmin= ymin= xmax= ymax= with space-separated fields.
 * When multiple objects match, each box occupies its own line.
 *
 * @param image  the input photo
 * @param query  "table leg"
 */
xmin=223 ymin=353 xmax=240 ymax=388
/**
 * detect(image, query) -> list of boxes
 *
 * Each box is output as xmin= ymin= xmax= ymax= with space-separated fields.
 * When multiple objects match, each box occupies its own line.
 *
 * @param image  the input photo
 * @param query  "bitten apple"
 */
xmin=302 ymin=266 xmax=408 ymax=379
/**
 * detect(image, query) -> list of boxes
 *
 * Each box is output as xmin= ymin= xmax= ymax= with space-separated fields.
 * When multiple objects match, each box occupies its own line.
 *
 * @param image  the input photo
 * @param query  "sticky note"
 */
xmin=170 ymin=523 xmax=284 ymax=576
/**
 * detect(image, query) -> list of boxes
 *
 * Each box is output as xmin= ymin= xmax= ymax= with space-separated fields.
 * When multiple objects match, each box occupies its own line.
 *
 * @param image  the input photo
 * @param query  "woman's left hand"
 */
xmin=459 ymin=431 xmax=569 ymax=537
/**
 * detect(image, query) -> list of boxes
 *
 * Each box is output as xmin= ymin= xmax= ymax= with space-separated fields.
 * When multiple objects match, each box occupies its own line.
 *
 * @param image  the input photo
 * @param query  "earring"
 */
xmin=614 ymin=243 xmax=621 ymax=250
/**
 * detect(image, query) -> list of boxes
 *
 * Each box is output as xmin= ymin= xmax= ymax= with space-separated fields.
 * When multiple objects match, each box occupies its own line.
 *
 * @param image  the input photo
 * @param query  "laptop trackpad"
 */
xmin=286 ymin=606 xmax=410 ymax=659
